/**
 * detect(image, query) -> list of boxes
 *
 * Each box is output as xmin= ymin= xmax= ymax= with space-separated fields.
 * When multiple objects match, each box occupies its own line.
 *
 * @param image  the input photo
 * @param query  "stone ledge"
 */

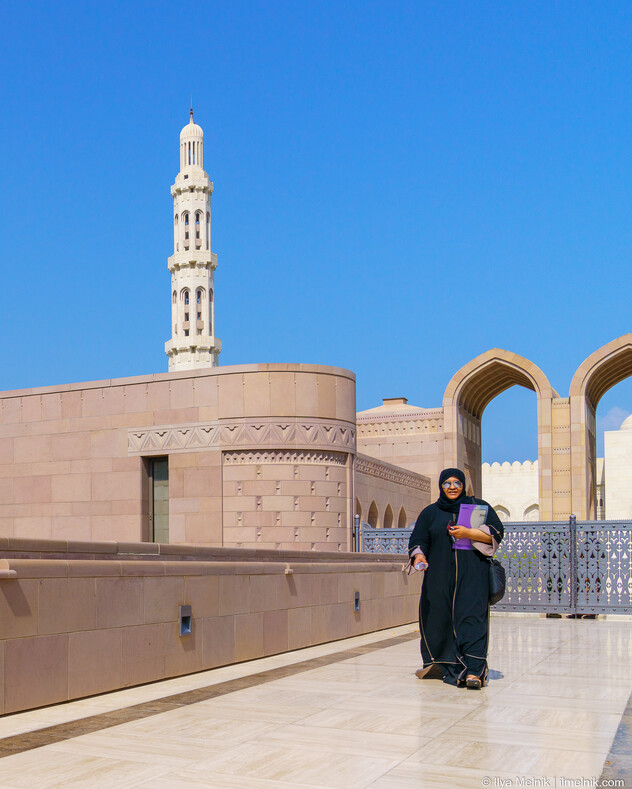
xmin=1 ymin=557 xmax=409 ymax=579
xmin=0 ymin=537 xmax=406 ymax=567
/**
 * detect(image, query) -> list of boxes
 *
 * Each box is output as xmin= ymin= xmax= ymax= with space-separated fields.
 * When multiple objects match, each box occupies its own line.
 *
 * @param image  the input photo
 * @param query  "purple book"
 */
xmin=452 ymin=503 xmax=488 ymax=550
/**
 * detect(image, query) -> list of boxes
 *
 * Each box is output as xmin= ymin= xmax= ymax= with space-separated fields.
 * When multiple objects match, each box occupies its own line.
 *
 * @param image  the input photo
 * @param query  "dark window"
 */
xmin=149 ymin=458 xmax=169 ymax=543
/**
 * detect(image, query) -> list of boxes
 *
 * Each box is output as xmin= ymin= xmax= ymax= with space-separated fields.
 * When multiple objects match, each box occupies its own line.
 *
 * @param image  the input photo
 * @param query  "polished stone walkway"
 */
xmin=0 ymin=616 xmax=629 ymax=787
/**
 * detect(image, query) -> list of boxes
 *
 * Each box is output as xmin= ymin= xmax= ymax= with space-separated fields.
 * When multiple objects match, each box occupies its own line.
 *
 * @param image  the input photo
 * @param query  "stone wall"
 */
xmin=0 ymin=540 xmax=420 ymax=714
xmin=222 ymin=450 xmax=350 ymax=550
xmin=0 ymin=364 xmax=356 ymax=550
xmin=354 ymin=454 xmax=430 ymax=528
xmin=356 ymin=403 xmax=445 ymax=491
xmin=481 ymin=460 xmax=539 ymax=522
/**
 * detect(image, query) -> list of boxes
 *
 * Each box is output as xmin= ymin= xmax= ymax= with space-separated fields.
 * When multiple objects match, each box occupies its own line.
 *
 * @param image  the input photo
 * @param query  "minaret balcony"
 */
xmin=165 ymin=336 xmax=222 ymax=355
xmin=171 ymin=177 xmax=214 ymax=197
xmin=168 ymin=250 xmax=217 ymax=272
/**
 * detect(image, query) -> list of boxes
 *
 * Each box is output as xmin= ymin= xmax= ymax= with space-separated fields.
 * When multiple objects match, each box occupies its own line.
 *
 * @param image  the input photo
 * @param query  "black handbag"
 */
xmin=488 ymin=558 xmax=506 ymax=605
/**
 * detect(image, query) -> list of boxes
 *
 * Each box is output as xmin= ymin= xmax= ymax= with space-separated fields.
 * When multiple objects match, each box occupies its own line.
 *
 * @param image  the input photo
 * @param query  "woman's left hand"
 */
xmin=448 ymin=523 xmax=471 ymax=540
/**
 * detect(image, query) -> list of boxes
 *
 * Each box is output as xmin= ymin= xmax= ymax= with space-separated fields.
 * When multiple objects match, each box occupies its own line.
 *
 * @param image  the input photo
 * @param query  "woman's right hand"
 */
xmin=413 ymin=553 xmax=428 ymax=571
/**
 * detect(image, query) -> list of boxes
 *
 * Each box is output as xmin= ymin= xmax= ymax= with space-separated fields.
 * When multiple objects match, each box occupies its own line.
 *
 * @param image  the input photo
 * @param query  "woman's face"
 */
xmin=442 ymin=476 xmax=464 ymax=500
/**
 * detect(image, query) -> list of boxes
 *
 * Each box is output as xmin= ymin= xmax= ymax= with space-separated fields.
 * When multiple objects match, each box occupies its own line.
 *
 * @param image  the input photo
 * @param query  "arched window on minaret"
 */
xmin=195 ymin=211 xmax=202 ymax=249
xmin=174 ymin=214 xmax=179 ymax=252
xmin=183 ymin=212 xmax=190 ymax=250
xmin=205 ymin=212 xmax=210 ymax=250
xmin=181 ymin=289 xmax=190 ymax=337
xmin=172 ymin=290 xmax=177 ymax=334
xmin=196 ymin=288 xmax=205 ymax=335
xmin=209 ymin=288 xmax=214 ymax=336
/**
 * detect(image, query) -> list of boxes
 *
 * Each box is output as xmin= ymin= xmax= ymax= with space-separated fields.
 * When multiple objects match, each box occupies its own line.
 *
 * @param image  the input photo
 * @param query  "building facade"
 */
xmin=0 ymin=364 xmax=431 ymax=549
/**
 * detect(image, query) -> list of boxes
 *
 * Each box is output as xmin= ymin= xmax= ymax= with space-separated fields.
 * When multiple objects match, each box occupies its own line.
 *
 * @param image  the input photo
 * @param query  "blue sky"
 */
xmin=2 ymin=1 xmax=631 ymax=461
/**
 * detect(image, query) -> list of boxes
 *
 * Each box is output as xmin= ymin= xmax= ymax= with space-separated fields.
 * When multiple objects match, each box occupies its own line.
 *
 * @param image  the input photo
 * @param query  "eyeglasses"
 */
xmin=442 ymin=480 xmax=463 ymax=490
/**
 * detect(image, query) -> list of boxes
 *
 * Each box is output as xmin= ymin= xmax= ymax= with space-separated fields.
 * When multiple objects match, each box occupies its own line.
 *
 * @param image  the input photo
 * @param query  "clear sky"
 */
xmin=2 ymin=1 xmax=631 ymax=461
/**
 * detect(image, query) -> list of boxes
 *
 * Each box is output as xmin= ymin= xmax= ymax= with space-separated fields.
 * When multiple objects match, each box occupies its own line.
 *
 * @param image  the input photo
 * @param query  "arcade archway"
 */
xmin=443 ymin=349 xmax=558 ymax=517
xmin=569 ymin=334 xmax=632 ymax=518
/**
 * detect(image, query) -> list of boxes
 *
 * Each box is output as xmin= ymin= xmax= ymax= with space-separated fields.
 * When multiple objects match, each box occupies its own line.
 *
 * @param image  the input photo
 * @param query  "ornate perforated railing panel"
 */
xmin=359 ymin=519 xmax=632 ymax=614
xmin=574 ymin=521 xmax=632 ymax=614
xmin=361 ymin=525 xmax=411 ymax=555
xmin=495 ymin=522 xmax=572 ymax=613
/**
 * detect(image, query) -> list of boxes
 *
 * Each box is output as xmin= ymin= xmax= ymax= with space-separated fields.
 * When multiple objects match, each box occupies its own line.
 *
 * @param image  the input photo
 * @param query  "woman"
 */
xmin=408 ymin=468 xmax=503 ymax=689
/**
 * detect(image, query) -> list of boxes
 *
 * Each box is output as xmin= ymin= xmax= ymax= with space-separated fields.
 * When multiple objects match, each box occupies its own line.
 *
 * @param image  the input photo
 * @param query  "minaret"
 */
xmin=165 ymin=108 xmax=221 ymax=370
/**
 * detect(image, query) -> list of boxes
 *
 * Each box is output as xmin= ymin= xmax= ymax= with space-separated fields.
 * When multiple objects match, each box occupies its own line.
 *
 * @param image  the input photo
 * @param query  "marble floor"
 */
xmin=0 ymin=616 xmax=629 ymax=788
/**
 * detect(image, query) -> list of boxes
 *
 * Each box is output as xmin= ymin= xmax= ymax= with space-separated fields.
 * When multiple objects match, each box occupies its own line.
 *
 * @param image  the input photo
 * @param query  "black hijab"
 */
xmin=436 ymin=467 xmax=468 ymax=514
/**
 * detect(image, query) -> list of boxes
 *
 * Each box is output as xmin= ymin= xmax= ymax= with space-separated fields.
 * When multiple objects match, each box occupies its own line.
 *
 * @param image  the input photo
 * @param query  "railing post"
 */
xmin=569 ymin=514 xmax=577 ymax=614
xmin=353 ymin=514 xmax=360 ymax=552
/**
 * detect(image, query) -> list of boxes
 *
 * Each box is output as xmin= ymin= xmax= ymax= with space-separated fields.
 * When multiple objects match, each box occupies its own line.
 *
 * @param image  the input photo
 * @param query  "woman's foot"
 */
xmin=466 ymin=674 xmax=482 ymax=689
xmin=415 ymin=664 xmax=443 ymax=680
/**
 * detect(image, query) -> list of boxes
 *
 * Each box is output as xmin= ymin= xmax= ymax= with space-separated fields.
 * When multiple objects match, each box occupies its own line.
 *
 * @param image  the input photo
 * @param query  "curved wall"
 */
xmin=0 ymin=364 xmax=358 ymax=550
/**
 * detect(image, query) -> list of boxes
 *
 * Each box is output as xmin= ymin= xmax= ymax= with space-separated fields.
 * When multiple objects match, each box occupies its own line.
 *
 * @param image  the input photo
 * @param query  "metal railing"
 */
xmin=357 ymin=516 xmax=632 ymax=615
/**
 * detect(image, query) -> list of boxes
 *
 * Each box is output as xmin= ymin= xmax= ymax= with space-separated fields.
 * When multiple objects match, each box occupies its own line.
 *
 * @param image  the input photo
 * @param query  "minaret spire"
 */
xmin=164 ymin=111 xmax=222 ymax=371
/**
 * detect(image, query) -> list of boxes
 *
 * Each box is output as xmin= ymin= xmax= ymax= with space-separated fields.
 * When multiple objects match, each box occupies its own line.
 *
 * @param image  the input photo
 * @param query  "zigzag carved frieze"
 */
xmin=356 ymin=416 xmax=444 ymax=437
xmin=355 ymin=455 xmax=431 ymax=492
xmin=223 ymin=450 xmax=347 ymax=466
xmin=128 ymin=418 xmax=356 ymax=456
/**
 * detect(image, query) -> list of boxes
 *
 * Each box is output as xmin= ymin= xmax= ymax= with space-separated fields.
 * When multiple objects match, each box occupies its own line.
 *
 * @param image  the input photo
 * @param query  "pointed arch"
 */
xmin=367 ymin=501 xmax=378 ymax=528
xmin=494 ymin=505 xmax=510 ymax=522
xmin=569 ymin=334 xmax=632 ymax=410
xmin=569 ymin=335 xmax=632 ymax=518
xmin=182 ymin=211 xmax=190 ymax=249
xmin=397 ymin=506 xmax=407 ymax=529
xmin=355 ymin=498 xmax=362 ymax=521
xmin=383 ymin=504 xmax=393 ymax=529
xmin=523 ymin=504 xmax=539 ymax=521
xmin=442 ymin=348 xmax=557 ymax=512
xmin=443 ymin=348 xmax=557 ymax=419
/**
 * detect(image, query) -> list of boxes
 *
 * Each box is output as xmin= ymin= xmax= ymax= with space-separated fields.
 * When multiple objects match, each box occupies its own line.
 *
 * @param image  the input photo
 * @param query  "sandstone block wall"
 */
xmin=356 ymin=407 xmax=445 ymax=491
xmin=0 ymin=542 xmax=420 ymax=714
xmin=354 ymin=454 xmax=430 ymax=527
xmin=0 ymin=365 xmax=357 ymax=550
xmin=222 ymin=451 xmax=350 ymax=550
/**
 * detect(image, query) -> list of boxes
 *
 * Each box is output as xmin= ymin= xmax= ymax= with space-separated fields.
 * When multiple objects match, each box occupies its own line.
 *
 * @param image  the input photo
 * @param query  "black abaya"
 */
xmin=408 ymin=496 xmax=504 ymax=686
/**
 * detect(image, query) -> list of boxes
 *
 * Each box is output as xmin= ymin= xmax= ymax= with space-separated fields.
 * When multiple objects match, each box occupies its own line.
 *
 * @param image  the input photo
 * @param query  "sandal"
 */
xmin=466 ymin=674 xmax=482 ymax=689
xmin=415 ymin=664 xmax=443 ymax=680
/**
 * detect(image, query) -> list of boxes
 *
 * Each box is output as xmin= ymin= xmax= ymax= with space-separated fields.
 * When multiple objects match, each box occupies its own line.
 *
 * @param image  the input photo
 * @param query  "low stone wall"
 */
xmin=0 ymin=540 xmax=420 ymax=714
